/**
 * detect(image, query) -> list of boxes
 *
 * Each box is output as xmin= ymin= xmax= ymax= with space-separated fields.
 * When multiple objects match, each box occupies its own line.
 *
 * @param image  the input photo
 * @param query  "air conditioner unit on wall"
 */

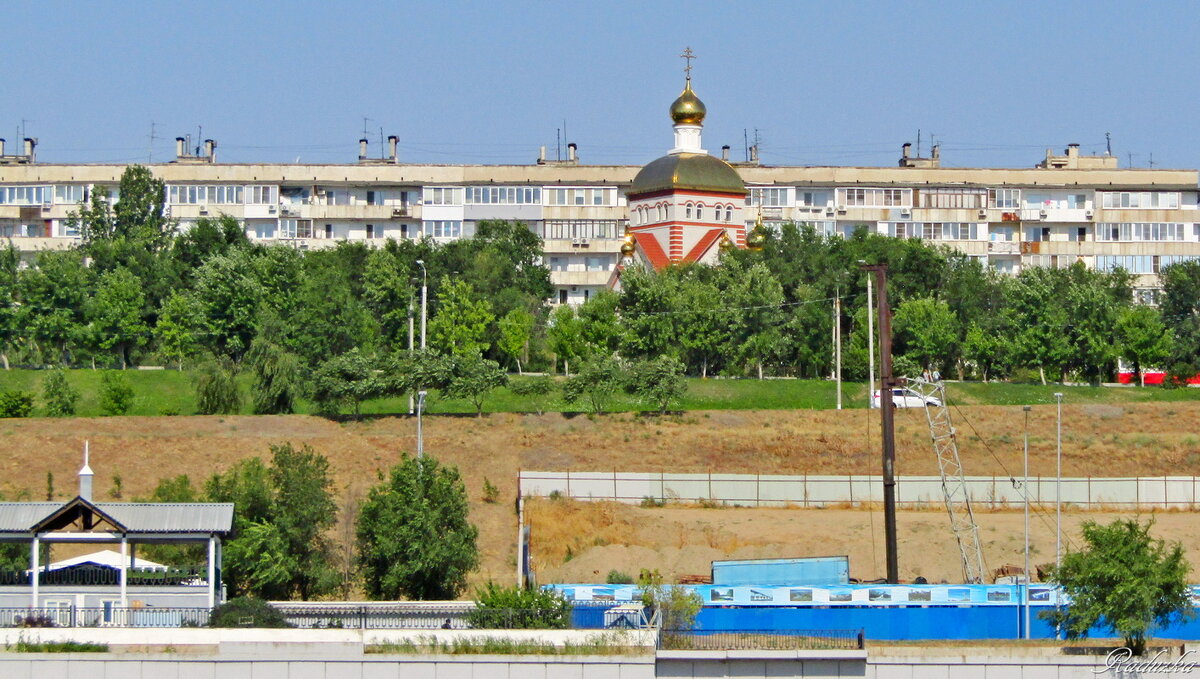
xmin=978 ymin=209 xmax=987 ymax=219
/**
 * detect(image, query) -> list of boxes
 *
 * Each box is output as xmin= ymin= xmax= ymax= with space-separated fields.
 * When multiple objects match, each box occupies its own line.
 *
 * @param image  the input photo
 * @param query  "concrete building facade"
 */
xmin=0 ymin=131 xmax=1197 ymax=305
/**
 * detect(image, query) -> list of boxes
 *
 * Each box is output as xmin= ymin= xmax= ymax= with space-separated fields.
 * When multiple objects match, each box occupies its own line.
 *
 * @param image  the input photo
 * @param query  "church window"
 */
xmin=685 ymin=203 xmax=693 ymax=219
xmin=724 ymin=206 xmax=733 ymax=222
xmin=696 ymin=205 xmax=703 ymax=220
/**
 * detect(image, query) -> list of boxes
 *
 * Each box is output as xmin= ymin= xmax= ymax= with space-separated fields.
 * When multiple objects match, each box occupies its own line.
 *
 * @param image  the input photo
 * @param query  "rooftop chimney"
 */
xmin=23 ymin=138 xmax=36 ymax=161
xmin=567 ymin=142 xmax=577 ymax=163
xmin=1066 ymin=143 xmax=1080 ymax=159
xmin=359 ymin=138 xmax=369 ymax=160
xmin=0 ymin=139 xmax=5 ymax=156
xmin=932 ymin=144 xmax=940 ymax=160
xmin=79 ymin=441 xmax=93 ymax=501
xmin=721 ymin=145 xmax=730 ymax=161
xmin=902 ymin=142 xmax=912 ymax=159
xmin=538 ymin=145 xmax=546 ymax=164
xmin=176 ymin=137 xmax=186 ymax=158
xmin=387 ymin=135 xmax=398 ymax=162
xmin=749 ymin=145 xmax=759 ymax=164
xmin=203 ymin=139 xmax=216 ymax=162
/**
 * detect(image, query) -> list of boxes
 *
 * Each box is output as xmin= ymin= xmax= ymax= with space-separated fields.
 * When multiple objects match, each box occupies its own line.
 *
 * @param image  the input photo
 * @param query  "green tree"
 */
xmin=626 ymin=355 xmax=687 ymax=414
xmin=192 ymin=249 xmax=263 ymax=363
xmin=728 ymin=263 xmax=786 ymax=379
xmin=245 ymin=318 xmax=302 ymax=415
xmin=155 ymin=292 xmax=202 ymax=370
xmin=356 ymin=455 xmax=479 ymax=600
xmin=98 ymin=370 xmax=134 ymax=415
xmin=288 ymin=261 xmax=378 ymax=367
xmin=1116 ymin=306 xmax=1174 ymax=387
xmin=195 ymin=359 xmax=242 ymax=415
xmin=562 ymin=356 xmax=625 ymax=413
xmin=429 ymin=277 xmax=494 ymax=358
xmin=509 ymin=375 xmax=555 ymax=415
xmin=1005 ymin=267 xmax=1072 ymax=384
xmin=362 ymin=247 xmax=415 ymax=350
xmin=0 ymin=390 xmax=34 ymax=418
xmin=0 ymin=244 xmax=22 ymax=370
xmin=963 ymin=322 xmax=1008 ymax=382
xmin=577 ymin=290 xmax=625 ymax=360
xmin=18 ymin=250 xmax=92 ymax=365
xmin=546 ymin=303 xmax=583 ymax=375
xmin=443 ymin=354 xmax=507 ymax=417
xmin=310 ymin=348 xmax=385 ymax=417
xmin=1159 ymin=261 xmax=1200 ymax=380
xmin=136 ymin=475 xmax=206 ymax=564
xmin=1044 ymin=518 xmax=1192 ymax=655
xmin=497 ymin=308 xmax=534 ymax=373
xmin=267 ymin=443 xmax=339 ymax=600
xmin=894 ymin=297 xmax=959 ymax=374
xmin=468 ymin=582 xmax=571 ymax=629
xmin=171 ymin=215 xmax=249 ymax=278
xmin=41 ymin=369 xmax=79 ymax=416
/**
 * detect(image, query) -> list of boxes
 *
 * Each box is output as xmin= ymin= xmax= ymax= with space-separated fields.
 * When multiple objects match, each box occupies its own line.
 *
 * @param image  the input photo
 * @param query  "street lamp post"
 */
xmin=416 ymin=390 xmax=428 ymax=459
xmin=1022 ymin=404 xmax=1032 ymax=640
xmin=416 ymin=260 xmax=428 ymax=350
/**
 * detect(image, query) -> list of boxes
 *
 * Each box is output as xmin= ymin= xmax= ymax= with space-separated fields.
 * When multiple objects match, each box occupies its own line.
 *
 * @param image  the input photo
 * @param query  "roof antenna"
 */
xmin=1105 ymin=132 xmax=1112 ymax=156
xmin=916 ymin=129 xmax=921 ymax=158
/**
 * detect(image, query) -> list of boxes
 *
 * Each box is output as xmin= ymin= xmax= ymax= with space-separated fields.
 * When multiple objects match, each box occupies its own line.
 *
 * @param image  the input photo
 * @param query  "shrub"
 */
xmin=467 ymin=582 xmax=571 ymax=629
xmin=606 ymin=570 xmax=634 ymax=585
xmin=209 ymin=597 xmax=291 ymax=628
xmin=482 ymin=477 xmax=500 ymax=504
xmin=195 ymin=360 xmax=242 ymax=415
xmin=509 ymin=375 xmax=555 ymax=415
xmin=41 ymin=370 xmax=79 ymax=416
xmin=98 ymin=371 xmax=134 ymax=416
xmin=0 ymin=390 xmax=34 ymax=418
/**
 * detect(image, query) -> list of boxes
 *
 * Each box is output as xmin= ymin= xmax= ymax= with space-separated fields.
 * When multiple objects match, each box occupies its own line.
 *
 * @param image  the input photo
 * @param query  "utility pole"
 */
xmin=862 ymin=263 xmax=898 ymax=584
xmin=408 ymin=297 xmax=415 ymax=415
xmin=867 ymin=274 xmax=875 ymax=407
xmin=416 ymin=260 xmax=428 ymax=350
xmin=834 ymin=290 xmax=842 ymax=409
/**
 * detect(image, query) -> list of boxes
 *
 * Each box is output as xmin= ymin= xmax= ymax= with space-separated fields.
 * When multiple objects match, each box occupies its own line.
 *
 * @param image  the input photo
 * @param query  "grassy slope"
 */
xmin=2 ymin=369 xmax=1196 ymax=417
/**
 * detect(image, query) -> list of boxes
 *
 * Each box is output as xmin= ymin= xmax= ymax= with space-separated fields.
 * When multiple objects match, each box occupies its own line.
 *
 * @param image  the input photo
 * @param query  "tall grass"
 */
xmin=366 ymin=632 xmax=649 ymax=655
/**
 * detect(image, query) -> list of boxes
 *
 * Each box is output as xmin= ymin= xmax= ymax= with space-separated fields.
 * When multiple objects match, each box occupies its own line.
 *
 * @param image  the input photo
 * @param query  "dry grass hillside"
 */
xmin=2 ymin=402 xmax=1198 ymax=590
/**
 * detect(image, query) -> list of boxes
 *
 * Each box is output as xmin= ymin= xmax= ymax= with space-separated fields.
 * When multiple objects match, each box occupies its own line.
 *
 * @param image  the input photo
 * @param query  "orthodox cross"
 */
xmin=680 ymin=47 xmax=696 ymax=78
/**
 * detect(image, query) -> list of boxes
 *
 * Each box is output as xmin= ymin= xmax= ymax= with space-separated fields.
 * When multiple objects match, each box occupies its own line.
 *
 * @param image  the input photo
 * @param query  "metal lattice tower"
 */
xmin=907 ymin=376 xmax=987 ymax=584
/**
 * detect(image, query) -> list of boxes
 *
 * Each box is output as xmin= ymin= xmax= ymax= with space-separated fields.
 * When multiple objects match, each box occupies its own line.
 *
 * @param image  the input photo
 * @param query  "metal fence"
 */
xmin=0 ymin=566 xmax=209 ymax=587
xmin=658 ymin=628 xmax=864 ymax=651
xmin=0 ymin=607 xmax=210 ymax=628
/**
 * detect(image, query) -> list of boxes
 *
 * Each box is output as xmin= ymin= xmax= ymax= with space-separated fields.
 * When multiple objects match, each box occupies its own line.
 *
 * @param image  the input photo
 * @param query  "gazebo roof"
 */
xmin=0 ymin=497 xmax=233 ymax=536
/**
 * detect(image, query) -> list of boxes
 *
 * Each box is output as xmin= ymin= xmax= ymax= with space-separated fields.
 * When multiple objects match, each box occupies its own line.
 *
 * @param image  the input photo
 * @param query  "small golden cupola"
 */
xmin=747 ymin=211 xmax=768 ymax=251
xmin=670 ymin=78 xmax=707 ymax=126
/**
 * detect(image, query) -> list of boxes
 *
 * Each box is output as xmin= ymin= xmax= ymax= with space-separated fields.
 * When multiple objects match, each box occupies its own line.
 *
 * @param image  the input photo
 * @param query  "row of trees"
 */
xmin=3 ymin=165 xmax=1199 ymax=391
xmin=135 ymin=445 xmax=478 ymax=601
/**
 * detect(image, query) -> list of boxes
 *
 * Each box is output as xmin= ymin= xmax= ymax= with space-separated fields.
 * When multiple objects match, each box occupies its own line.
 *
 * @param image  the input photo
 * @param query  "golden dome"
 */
xmin=620 ymin=239 xmax=635 ymax=257
xmin=629 ymin=153 xmax=746 ymax=197
xmin=747 ymin=214 xmax=767 ymax=251
xmin=718 ymin=232 xmax=735 ymax=253
xmin=670 ymin=79 xmax=706 ymax=125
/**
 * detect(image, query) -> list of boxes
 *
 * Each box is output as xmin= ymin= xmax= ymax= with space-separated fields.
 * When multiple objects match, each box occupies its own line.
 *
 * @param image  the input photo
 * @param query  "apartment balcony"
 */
xmin=543 ymin=238 xmax=622 ymax=255
xmin=987 ymin=241 xmax=1019 ymax=255
xmin=297 ymin=204 xmax=404 ymax=220
xmin=550 ymin=270 xmax=613 ymax=287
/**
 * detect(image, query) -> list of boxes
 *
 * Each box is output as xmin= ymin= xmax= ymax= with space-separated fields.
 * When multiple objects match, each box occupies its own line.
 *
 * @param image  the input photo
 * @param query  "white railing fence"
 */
xmin=519 ymin=471 xmax=1200 ymax=509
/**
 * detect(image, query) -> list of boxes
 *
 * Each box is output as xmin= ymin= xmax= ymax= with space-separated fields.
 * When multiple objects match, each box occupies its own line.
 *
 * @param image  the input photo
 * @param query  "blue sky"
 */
xmin=4 ymin=1 xmax=1198 ymax=169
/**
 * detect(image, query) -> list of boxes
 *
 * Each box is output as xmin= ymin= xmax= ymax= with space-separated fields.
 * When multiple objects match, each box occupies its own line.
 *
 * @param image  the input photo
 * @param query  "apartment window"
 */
xmin=918 ymin=188 xmax=987 ymax=209
xmin=558 ymin=289 xmax=568 ymax=304
xmin=748 ymin=187 xmax=788 ymax=207
xmin=53 ymin=185 xmax=86 ymax=205
xmin=424 ymin=220 xmax=462 ymax=238
xmin=0 ymin=185 xmax=50 ymax=205
xmin=838 ymin=188 xmax=911 ymax=208
xmin=1096 ymin=222 xmax=1185 ymax=242
xmin=989 ymin=188 xmax=1020 ymax=209
xmin=585 ymin=256 xmax=607 ymax=272
xmin=545 ymin=187 xmax=616 ymax=206
xmin=168 ymin=185 xmax=243 ymax=205
xmin=366 ymin=224 xmax=375 ymax=239
xmin=797 ymin=190 xmax=831 ymax=207
xmin=549 ymin=256 xmax=568 ymax=272
xmin=465 ymin=186 xmax=541 ymax=204
xmin=1029 ymin=227 xmax=1050 ymax=242
xmin=1096 ymin=255 xmax=1154 ymax=274
xmin=1067 ymin=194 xmax=1088 ymax=209
xmin=887 ymin=222 xmax=911 ymax=238
xmin=991 ymin=259 xmax=1016 ymax=274
xmin=247 ymin=185 xmax=278 ymax=204
xmin=1099 ymin=191 xmax=1180 ymax=209
xmin=990 ymin=226 xmax=1016 ymax=242
xmin=1071 ymin=227 xmax=1089 ymax=242
xmin=544 ymin=220 xmax=622 ymax=240
xmin=1160 ymin=255 xmax=1200 ymax=268
xmin=253 ymin=222 xmax=275 ymax=239
xmin=930 ymin=222 xmax=978 ymax=240
xmin=423 ymin=187 xmax=464 ymax=205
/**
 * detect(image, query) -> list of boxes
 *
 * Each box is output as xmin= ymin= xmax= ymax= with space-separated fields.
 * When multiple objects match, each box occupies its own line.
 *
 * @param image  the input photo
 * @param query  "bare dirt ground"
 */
xmin=1 ymin=402 xmax=1197 ymax=591
xmin=526 ymin=498 xmax=1200 ymax=584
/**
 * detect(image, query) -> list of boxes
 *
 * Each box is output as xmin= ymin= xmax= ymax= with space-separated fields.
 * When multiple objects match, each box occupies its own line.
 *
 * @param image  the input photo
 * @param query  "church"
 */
xmin=618 ymin=54 xmax=758 ymax=276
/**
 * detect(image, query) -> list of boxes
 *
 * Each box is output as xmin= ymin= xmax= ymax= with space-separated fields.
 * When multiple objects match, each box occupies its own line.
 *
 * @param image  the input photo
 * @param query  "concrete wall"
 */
xmin=521 ymin=470 xmax=1200 ymax=509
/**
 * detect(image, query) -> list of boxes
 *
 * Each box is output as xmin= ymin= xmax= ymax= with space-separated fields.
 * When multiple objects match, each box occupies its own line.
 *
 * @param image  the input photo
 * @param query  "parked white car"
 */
xmin=871 ymin=387 xmax=942 ymax=409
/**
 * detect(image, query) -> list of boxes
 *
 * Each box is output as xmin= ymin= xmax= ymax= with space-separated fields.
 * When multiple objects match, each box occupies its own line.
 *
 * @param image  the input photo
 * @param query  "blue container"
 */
xmin=711 ymin=556 xmax=850 ymax=586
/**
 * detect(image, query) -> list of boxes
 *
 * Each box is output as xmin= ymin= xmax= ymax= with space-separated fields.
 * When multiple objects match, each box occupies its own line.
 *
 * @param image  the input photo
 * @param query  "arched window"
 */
xmin=725 ymin=206 xmax=733 ymax=222
xmin=685 ymin=202 xmax=693 ymax=219
xmin=696 ymin=204 xmax=704 ymax=220
xmin=659 ymin=204 xmax=666 ymax=220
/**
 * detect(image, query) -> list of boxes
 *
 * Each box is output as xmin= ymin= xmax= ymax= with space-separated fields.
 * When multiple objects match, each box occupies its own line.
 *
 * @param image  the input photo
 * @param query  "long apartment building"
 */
xmin=0 ymin=135 xmax=1198 ymax=305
